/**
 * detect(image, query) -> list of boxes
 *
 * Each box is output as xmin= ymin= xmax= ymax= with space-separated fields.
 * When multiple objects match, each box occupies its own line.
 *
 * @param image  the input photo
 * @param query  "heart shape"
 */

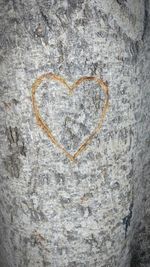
xmin=32 ymin=73 xmax=109 ymax=161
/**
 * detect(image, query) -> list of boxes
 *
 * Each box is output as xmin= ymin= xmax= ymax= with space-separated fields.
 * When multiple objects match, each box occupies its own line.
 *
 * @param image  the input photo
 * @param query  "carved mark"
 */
xmin=31 ymin=73 xmax=109 ymax=161
xmin=3 ymin=153 xmax=21 ymax=178
xmin=6 ymin=126 xmax=19 ymax=145
xmin=5 ymin=126 xmax=27 ymax=156
xmin=3 ymin=126 xmax=27 ymax=178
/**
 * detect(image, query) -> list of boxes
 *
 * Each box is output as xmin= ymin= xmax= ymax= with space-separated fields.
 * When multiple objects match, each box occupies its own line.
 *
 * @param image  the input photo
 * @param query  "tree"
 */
xmin=0 ymin=0 xmax=150 ymax=266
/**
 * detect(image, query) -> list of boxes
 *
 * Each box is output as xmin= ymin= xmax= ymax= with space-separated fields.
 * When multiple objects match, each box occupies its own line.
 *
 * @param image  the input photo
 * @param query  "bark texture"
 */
xmin=0 ymin=0 xmax=150 ymax=267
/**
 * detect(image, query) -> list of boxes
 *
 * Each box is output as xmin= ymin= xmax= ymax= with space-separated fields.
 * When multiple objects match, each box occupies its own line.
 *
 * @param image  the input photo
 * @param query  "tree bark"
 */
xmin=0 ymin=0 xmax=150 ymax=266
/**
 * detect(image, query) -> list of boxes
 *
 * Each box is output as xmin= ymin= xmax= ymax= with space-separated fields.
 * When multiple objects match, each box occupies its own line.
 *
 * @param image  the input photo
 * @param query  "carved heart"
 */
xmin=32 ymin=73 xmax=109 ymax=161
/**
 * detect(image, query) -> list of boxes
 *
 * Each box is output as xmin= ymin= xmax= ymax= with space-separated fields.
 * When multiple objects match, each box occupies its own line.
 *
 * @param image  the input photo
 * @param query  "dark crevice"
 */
xmin=122 ymin=202 xmax=133 ymax=238
xmin=116 ymin=0 xmax=127 ymax=7
xmin=142 ymin=0 xmax=149 ymax=41
xmin=39 ymin=8 xmax=52 ymax=31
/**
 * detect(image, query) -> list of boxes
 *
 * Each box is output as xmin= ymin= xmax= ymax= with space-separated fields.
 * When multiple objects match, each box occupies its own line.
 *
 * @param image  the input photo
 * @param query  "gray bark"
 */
xmin=0 ymin=0 xmax=150 ymax=266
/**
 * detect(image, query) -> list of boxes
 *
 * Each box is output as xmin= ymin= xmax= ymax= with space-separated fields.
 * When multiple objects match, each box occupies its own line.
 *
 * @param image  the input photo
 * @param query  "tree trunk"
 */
xmin=0 ymin=0 xmax=150 ymax=266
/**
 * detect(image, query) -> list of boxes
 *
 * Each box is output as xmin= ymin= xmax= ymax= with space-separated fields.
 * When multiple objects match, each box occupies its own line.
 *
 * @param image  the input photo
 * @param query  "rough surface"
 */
xmin=0 ymin=0 xmax=150 ymax=266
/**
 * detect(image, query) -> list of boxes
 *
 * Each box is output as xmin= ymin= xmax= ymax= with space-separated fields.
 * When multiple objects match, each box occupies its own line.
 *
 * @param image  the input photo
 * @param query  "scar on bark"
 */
xmin=31 ymin=73 xmax=109 ymax=161
xmin=31 ymin=230 xmax=50 ymax=253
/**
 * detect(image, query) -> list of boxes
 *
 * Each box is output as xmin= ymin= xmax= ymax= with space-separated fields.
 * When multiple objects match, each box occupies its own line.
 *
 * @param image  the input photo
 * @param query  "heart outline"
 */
xmin=32 ymin=73 xmax=109 ymax=161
